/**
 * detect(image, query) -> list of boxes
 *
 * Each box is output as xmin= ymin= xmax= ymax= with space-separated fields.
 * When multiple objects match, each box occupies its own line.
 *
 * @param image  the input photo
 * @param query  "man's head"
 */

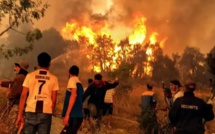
xmin=37 ymin=52 xmax=51 ymax=68
xmin=146 ymin=81 xmax=153 ymax=90
xmin=184 ymin=80 xmax=196 ymax=92
xmin=69 ymin=65 xmax=79 ymax=76
xmin=170 ymin=79 xmax=181 ymax=92
xmin=14 ymin=61 xmax=29 ymax=72
xmin=94 ymin=74 xmax=102 ymax=85
xmin=88 ymin=78 xmax=93 ymax=85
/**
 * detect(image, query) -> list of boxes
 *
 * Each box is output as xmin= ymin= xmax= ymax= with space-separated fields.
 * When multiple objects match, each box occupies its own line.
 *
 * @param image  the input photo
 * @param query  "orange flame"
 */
xmin=61 ymin=15 xmax=166 ymax=76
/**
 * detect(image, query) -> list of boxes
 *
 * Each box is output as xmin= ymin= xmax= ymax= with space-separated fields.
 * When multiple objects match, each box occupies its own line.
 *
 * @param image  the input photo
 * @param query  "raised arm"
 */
xmin=105 ymin=81 xmax=119 ymax=90
xmin=0 ymin=80 xmax=13 ymax=88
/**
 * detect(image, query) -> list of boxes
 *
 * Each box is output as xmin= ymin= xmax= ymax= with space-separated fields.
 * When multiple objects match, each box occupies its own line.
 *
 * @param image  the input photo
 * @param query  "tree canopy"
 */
xmin=0 ymin=0 xmax=49 ymax=58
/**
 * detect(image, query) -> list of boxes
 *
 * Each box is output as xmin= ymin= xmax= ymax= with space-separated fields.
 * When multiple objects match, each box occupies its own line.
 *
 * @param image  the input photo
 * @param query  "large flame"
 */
xmin=61 ymin=15 xmax=165 ymax=77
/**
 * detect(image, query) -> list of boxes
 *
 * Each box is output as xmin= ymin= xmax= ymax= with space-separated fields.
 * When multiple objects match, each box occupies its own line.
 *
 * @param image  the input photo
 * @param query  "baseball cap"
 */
xmin=14 ymin=61 xmax=29 ymax=70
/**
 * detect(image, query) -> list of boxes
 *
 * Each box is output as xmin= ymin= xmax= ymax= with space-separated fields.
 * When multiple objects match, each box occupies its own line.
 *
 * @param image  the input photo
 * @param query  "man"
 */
xmin=83 ymin=74 xmax=119 ymax=128
xmin=169 ymin=80 xmax=214 ymax=134
xmin=0 ymin=61 xmax=29 ymax=133
xmin=140 ymin=82 xmax=158 ymax=134
xmin=103 ymin=86 xmax=115 ymax=128
xmin=156 ymin=87 xmax=173 ymax=111
xmin=16 ymin=52 xmax=59 ymax=134
xmin=61 ymin=65 xmax=84 ymax=134
xmin=170 ymin=80 xmax=183 ymax=102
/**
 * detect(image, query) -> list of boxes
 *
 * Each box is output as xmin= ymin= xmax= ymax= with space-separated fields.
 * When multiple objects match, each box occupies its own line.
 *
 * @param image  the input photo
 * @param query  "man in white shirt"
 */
xmin=16 ymin=52 xmax=59 ymax=134
xmin=170 ymin=79 xmax=183 ymax=102
xmin=103 ymin=88 xmax=115 ymax=128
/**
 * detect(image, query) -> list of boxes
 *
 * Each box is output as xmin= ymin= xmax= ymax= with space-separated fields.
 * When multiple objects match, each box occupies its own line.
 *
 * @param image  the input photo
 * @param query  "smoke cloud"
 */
xmin=35 ymin=0 xmax=215 ymax=54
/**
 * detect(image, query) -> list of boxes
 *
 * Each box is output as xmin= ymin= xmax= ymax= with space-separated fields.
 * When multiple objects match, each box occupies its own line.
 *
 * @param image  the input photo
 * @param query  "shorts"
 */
xmin=103 ymin=103 xmax=113 ymax=115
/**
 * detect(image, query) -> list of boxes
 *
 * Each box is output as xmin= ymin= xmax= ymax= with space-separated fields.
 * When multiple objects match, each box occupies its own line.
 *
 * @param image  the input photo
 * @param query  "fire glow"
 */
xmin=61 ymin=15 xmax=165 ymax=77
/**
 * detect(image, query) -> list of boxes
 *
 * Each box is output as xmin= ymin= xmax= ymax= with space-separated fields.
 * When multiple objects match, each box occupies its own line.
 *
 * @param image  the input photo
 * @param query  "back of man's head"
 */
xmin=94 ymin=74 xmax=102 ymax=80
xmin=69 ymin=65 xmax=79 ymax=76
xmin=88 ymin=78 xmax=93 ymax=84
xmin=37 ymin=52 xmax=51 ymax=68
xmin=146 ymin=81 xmax=153 ymax=90
xmin=185 ymin=80 xmax=196 ymax=92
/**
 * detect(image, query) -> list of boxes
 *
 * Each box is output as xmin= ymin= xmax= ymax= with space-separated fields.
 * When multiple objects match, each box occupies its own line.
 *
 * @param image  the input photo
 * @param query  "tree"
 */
xmin=151 ymin=45 xmax=179 ymax=83
xmin=0 ymin=0 xmax=49 ymax=58
xmin=206 ymin=47 xmax=215 ymax=77
xmin=179 ymin=46 xmax=206 ymax=82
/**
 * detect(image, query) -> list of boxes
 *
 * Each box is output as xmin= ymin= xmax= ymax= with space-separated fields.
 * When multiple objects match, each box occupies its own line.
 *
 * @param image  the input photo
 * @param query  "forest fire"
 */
xmin=61 ymin=15 xmax=164 ymax=77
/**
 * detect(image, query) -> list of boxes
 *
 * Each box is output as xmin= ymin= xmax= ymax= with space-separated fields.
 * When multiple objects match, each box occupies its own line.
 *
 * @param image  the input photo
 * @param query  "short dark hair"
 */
xmin=69 ymin=65 xmax=79 ymax=76
xmin=94 ymin=74 xmax=102 ymax=80
xmin=88 ymin=79 xmax=93 ymax=84
xmin=170 ymin=79 xmax=182 ymax=87
xmin=147 ymin=84 xmax=153 ymax=90
xmin=37 ymin=52 xmax=51 ymax=68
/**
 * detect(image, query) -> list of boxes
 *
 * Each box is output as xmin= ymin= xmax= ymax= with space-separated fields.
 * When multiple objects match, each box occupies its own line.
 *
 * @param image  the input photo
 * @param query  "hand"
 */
xmin=16 ymin=115 xmax=24 ymax=127
xmin=63 ymin=115 xmax=69 ymax=126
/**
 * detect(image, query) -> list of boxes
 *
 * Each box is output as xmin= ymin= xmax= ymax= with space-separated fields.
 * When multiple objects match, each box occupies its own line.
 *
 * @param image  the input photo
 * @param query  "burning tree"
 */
xmin=60 ymin=14 xmax=167 ymax=79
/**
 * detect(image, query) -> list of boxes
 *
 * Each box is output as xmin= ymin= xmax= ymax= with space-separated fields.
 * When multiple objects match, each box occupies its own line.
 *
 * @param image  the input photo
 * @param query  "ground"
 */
xmin=0 ymin=85 xmax=215 ymax=134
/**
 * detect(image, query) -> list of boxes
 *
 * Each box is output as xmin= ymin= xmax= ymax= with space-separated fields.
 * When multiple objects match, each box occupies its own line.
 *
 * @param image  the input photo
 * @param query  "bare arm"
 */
xmin=18 ymin=87 xmax=29 ymax=117
xmin=65 ymin=88 xmax=77 ymax=116
xmin=51 ymin=90 xmax=57 ymax=113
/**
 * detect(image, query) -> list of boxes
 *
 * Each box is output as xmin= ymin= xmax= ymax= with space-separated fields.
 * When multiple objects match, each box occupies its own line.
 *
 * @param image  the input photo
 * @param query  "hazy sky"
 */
xmin=5 ymin=0 xmax=215 ymax=55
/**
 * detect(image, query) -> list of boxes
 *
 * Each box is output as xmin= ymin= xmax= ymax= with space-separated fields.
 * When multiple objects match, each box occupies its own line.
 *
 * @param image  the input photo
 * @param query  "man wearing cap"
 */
xmin=140 ymin=82 xmax=158 ymax=134
xmin=170 ymin=79 xmax=183 ymax=102
xmin=169 ymin=80 xmax=214 ymax=134
xmin=0 ymin=61 xmax=29 ymax=133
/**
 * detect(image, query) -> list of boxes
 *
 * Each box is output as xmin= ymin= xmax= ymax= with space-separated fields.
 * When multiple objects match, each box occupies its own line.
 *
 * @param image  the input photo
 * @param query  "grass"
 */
xmin=0 ymin=84 xmax=215 ymax=134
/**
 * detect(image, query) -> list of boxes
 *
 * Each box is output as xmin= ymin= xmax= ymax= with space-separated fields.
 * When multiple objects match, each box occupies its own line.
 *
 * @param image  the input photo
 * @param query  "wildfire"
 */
xmin=61 ymin=15 xmax=165 ymax=77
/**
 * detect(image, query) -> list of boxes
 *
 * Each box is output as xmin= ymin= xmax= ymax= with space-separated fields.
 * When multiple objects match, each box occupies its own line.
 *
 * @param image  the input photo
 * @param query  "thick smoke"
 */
xmin=36 ymin=0 xmax=215 ymax=54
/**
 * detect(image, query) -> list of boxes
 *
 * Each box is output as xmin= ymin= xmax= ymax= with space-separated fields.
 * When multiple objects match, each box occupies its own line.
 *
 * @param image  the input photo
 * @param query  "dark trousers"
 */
xmin=60 ymin=117 xmax=83 ymax=134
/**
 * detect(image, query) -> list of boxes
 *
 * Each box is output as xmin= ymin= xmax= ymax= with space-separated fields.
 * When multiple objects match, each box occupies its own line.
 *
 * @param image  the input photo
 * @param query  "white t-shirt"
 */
xmin=173 ymin=90 xmax=184 ymax=102
xmin=67 ymin=76 xmax=80 ymax=90
xmin=23 ymin=69 xmax=59 ymax=114
xmin=104 ymin=89 xmax=115 ymax=103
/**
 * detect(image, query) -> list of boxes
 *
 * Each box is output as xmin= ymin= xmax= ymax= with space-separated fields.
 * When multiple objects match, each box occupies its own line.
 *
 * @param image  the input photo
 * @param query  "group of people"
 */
xmin=141 ymin=79 xmax=215 ymax=134
xmin=0 ymin=52 xmax=119 ymax=134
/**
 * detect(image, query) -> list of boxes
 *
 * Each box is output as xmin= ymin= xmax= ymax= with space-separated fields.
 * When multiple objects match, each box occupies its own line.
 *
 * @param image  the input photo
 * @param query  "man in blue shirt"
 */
xmin=61 ymin=65 xmax=84 ymax=134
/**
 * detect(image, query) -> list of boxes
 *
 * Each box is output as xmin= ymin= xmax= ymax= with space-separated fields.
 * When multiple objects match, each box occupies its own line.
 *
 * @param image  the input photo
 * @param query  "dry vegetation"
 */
xmin=0 ymin=84 xmax=215 ymax=134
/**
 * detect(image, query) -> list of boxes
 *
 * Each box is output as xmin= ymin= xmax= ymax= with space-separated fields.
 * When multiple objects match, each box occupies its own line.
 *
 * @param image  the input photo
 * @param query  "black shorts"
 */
xmin=103 ymin=103 xmax=113 ymax=115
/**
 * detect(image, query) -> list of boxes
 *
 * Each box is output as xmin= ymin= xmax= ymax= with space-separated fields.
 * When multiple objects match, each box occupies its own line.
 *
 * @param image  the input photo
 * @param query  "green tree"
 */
xmin=206 ymin=47 xmax=215 ymax=82
xmin=151 ymin=45 xmax=179 ymax=83
xmin=179 ymin=46 xmax=206 ymax=82
xmin=0 ymin=0 xmax=49 ymax=58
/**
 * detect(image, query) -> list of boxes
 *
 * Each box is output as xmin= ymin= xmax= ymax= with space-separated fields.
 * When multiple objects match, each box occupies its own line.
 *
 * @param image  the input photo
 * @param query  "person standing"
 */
xmin=140 ymin=82 xmax=158 ymax=134
xmin=169 ymin=80 xmax=214 ymax=134
xmin=103 ymin=87 xmax=115 ymax=128
xmin=83 ymin=78 xmax=93 ymax=119
xmin=170 ymin=80 xmax=183 ymax=102
xmin=61 ymin=65 xmax=84 ymax=134
xmin=83 ymin=74 xmax=119 ymax=128
xmin=0 ymin=61 xmax=29 ymax=133
xmin=16 ymin=52 xmax=59 ymax=134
